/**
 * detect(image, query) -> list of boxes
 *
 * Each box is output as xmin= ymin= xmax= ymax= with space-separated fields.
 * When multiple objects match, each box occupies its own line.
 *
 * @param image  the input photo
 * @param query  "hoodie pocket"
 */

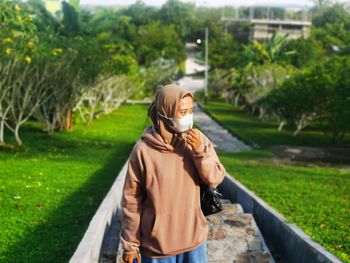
xmin=147 ymin=208 xmax=208 ymax=254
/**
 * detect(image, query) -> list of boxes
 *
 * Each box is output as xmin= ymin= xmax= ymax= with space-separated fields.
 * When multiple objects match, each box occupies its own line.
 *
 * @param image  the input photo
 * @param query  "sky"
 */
xmin=79 ymin=0 xmax=316 ymax=8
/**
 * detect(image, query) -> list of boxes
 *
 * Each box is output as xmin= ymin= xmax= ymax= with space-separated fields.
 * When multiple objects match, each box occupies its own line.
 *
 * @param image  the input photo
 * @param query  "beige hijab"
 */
xmin=148 ymin=84 xmax=194 ymax=145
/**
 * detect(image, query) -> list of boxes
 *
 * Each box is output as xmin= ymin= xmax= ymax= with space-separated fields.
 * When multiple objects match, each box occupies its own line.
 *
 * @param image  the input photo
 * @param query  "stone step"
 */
xmin=206 ymin=205 xmax=274 ymax=263
xmin=113 ymin=204 xmax=273 ymax=263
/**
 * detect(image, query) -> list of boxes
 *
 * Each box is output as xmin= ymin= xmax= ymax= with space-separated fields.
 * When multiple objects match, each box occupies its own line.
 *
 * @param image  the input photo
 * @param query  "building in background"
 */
xmin=222 ymin=6 xmax=311 ymax=42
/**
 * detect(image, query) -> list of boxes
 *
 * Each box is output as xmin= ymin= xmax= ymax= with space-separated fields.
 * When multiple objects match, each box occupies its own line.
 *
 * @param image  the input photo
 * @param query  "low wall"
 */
xmin=218 ymin=175 xmax=342 ymax=263
xmin=69 ymin=162 xmax=128 ymax=263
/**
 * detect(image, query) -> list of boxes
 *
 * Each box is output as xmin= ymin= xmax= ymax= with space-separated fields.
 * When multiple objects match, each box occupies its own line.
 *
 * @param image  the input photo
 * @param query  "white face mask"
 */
xmin=157 ymin=111 xmax=193 ymax=133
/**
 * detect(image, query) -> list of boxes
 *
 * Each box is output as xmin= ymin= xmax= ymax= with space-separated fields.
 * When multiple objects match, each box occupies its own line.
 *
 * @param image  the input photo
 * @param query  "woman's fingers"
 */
xmin=185 ymin=129 xmax=202 ymax=151
xmin=122 ymin=251 xmax=140 ymax=263
xmin=187 ymin=129 xmax=199 ymax=140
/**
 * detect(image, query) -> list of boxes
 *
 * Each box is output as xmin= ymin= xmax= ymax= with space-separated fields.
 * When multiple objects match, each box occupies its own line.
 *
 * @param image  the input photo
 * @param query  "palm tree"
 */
xmin=250 ymin=32 xmax=296 ymax=64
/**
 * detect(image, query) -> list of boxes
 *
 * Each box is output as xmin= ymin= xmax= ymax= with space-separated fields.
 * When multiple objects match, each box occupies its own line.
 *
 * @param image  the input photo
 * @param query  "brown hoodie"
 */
xmin=120 ymin=125 xmax=226 ymax=258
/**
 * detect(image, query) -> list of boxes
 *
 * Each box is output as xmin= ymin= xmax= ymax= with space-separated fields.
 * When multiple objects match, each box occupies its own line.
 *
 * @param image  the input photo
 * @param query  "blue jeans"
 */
xmin=141 ymin=241 xmax=207 ymax=263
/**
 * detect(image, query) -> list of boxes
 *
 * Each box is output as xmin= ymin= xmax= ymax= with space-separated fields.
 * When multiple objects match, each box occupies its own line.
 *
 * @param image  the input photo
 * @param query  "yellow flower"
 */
xmin=52 ymin=48 xmax=63 ymax=56
xmin=15 ymin=4 xmax=21 ymax=12
xmin=27 ymin=41 xmax=34 ymax=49
xmin=24 ymin=56 xmax=32 ymax=64
xmin=5 ymin=48 xmax=13 ymax=55
xmin=3 ymin=38 xmax=13 ymax=44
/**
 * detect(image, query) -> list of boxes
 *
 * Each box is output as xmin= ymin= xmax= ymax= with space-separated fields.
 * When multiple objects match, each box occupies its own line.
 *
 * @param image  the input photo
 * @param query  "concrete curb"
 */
xmin=218 ymin=174 xmax=342 ymax=263
xmin=69 ymin=161 xmax=128 ymax=263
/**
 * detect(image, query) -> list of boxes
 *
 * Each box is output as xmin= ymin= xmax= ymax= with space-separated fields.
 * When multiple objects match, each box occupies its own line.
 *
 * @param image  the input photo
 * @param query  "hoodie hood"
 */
xmin=148 ymin=84 xmax=194 ymax=131
xmin=141 ymin=126 xmax=175 ymax=152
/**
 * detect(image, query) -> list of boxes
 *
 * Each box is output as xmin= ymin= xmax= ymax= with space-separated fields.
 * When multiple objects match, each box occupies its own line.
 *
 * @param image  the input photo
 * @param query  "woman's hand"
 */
xmin=122 ymin=250 xmax=141 ymax=263
xmin=186 ymin=128 xmax=202 ymax=152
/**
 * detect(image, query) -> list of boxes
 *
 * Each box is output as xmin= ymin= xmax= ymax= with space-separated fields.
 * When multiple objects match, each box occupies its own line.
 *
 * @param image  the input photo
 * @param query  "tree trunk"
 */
xmin=65 ymin=108 xmax=73 ymax=131
xmin=14 ymin=124 xmax=22 ymax=146
xmin=0 ymin=119 xmax=4 ymax=144
xmin=278 ymin=121 xmax=285 ymax=131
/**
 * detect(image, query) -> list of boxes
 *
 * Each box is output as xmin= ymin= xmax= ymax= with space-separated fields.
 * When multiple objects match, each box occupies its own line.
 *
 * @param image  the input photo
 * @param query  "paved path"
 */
xmin=114 ymin=201 xmax=273 ymax=263
xmin=177 ymin=43 xmax=252 ymax=152
xmin=193 ymin=104 xmax=252 ymax=152
xmin=176 ymin=44 xmax=206 ymax=94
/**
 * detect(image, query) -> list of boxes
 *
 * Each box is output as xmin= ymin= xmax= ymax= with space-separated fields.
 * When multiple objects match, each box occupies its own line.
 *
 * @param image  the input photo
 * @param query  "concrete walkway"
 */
xmin=177 ymin=43 xmax=251 ymax=152
xmin=114 ymin=200 xmax=274 ymax=263
xmin=193 ymin=104 xmax=251 ymax=152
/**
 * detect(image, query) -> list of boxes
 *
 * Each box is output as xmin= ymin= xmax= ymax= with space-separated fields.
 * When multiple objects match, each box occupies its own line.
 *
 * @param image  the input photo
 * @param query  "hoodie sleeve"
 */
xmin=192 ymin=130 xmax=226 ymax=188
xmin=120 ymin=157 xmax=145 ymax=254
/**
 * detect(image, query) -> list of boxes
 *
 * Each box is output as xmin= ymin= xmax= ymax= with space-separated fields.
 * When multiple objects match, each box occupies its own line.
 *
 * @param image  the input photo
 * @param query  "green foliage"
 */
xmin=159 ymin=0 xmax=195 ymax=40
xmin=139 ymin=58 xmax=177 ymax=96
xmin=284 ymin=36 xmax=325 ymax=68
xmin=62 ymin=1 xmax=80 ymax=36
xmin=312 ymin=3 xmax=350 ymax=28
xmin=259 ymin=57 xmax=350 ymax=142
xmin=229 ymin=63 xmax=295 ymax=115
xmin=208 ymin=32 xmax=239 ymax=69
xmin=69 ymin=0 xmax=80 ymax=11
xmin=136 ymin=21 xmax=185 ymax=65
xmin=123 ymin=0 xmax=158 ymax=26
xmin=310 ymin=4 xmax=350 ymax=55
xmin=207 ymin=69 xmax=232 ymax=99
xmin=258 ymin=71 xmax=324 ymax=135
xmin=242 ymin=32 xmax=296 ymax=66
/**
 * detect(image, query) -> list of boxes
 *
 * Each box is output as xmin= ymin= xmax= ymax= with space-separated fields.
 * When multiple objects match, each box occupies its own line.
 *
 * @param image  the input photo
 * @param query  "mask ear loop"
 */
xmin=157 ymin=111 xmax=179 ymax=133
xmin=157 ymin=111 xmax=172 ymax=120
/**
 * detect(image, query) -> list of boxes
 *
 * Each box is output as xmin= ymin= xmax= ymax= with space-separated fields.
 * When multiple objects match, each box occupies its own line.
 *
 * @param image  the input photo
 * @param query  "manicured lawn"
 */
xmin=0 ymin=104 xmax=149 ymax=263
xmin=201 ymin=101 xmax=349 ymax=262
xmin=202 ymin=101 xmax=350 ymax=148
xmin=219 ymin=150 xmax=349 ymax=263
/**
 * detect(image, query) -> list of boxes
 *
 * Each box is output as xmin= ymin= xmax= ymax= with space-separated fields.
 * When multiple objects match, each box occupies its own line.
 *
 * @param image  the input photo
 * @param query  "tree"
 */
xmin=242 ymin=32 xmax=296 ymax=66
xmin=259 ymin=57 xmax=350 ymax=142
xmin=159 ymin=0 xmax=195 ymax=40
xmin=284 ymin=36 xmax=325 ymax=68
xmin=136 ymin=21 xmax=185 ymax=65
xmin=234 ymin=63 xmax=295 ymax=116
xmin=258 ymin=72 xmax=326 ymax=135
xmin=123 ymin=0 xmax=158 ymax=26
xmin=62 ymin=1 xmax=80 ymax=36
xmin=139 ymin=58 xmax=177 ymax=95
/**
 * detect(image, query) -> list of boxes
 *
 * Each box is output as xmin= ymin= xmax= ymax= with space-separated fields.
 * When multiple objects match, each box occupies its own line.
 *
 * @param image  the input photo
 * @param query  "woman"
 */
xmin=120 ymin=84 xmax=226 ymax=263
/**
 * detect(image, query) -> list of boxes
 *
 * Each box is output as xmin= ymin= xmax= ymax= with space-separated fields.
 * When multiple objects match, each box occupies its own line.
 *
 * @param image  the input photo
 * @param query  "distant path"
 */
xmin=194 ymin=104 xmax=252 ymax=152
xmin=178 ymin=43 xmax=251 ymax=152
xmin=177 ymin=43 xmax=206 ymax=94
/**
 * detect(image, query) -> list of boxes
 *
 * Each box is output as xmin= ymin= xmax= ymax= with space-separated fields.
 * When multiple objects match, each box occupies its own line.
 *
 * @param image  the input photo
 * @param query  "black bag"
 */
xmin=200 ymin=180 xmax=223 ymax=216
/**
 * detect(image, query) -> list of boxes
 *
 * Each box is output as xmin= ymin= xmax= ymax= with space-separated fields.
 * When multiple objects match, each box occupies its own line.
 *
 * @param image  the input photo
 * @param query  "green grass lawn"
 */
xmin=202 ymin=101 xmax=350 ymax=148
xmin=0 ymin=104 xmax=149 ymax=263
xmin=219 ymin=150 xmax=349 ymax=263
xmin=201 ymin=101 xmax=349 ymax=262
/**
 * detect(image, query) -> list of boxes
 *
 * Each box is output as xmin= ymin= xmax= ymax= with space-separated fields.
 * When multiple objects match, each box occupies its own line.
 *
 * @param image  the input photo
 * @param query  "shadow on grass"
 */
xmin=1 ymin=142 xmax=134 ymax=263
xmin=1 ymin=120 xmax=127 ymax=162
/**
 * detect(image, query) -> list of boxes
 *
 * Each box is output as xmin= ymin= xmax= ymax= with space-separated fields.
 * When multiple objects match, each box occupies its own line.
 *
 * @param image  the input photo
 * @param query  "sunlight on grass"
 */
xmin=0 ymin=104 xmax=150 ymax=263
xmin=219 ymin=151 xmax=349 ymax=262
